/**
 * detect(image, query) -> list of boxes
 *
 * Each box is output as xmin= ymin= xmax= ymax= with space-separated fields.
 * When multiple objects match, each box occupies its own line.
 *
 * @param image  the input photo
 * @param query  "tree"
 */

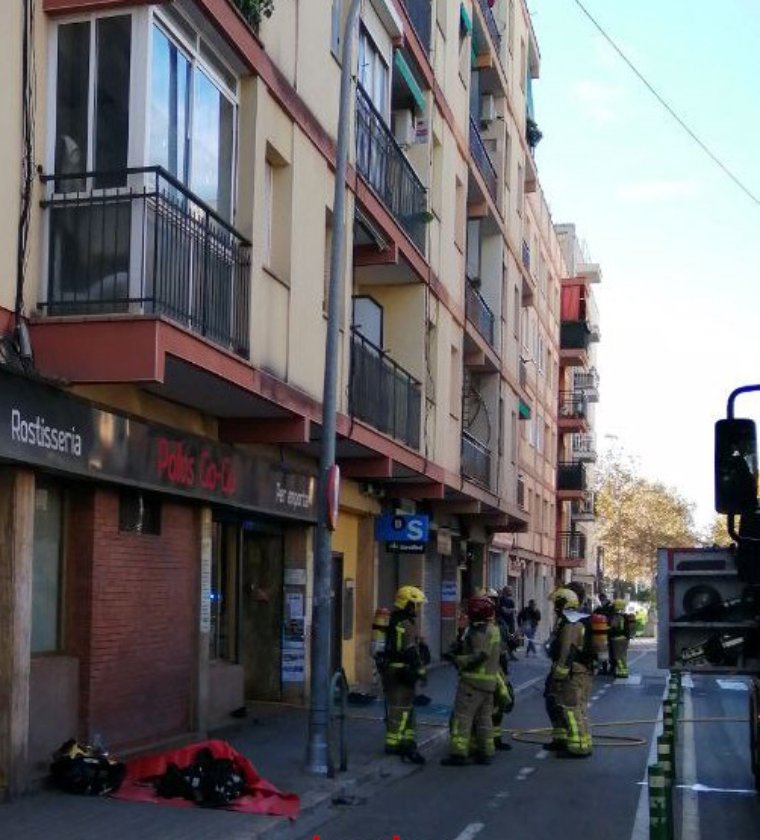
xmin=595 ymin=446 xmax=698 ymax=592
xmin=703 ymin=514 xmax=734 ymax=547
xmin=235 ymin=0 xmax=275 ymax=27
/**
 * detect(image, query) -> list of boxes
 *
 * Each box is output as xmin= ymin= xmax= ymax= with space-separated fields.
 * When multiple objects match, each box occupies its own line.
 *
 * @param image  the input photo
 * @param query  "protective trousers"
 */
xmin=382 ymin=672 xmax=416 ymax=754
xmin=450 ymin=683 xmax=494 ymax=759
xmin=558 ymin=669 xmax=593 ymax=755
xmin=610 ymin=636 xmax=629 ymax=677
xmin=544 ymin=673 xmax=567 ymax=748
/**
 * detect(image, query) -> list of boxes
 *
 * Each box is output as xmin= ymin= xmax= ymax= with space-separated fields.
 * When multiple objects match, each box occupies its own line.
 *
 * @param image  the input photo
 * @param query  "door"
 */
xmin=422 ymin=551 xmax=442 ymax=661
xmin=330 ymin=554 xmax=344 ymax=676
xmin=241 ymin=530 xmax=283 ymax=701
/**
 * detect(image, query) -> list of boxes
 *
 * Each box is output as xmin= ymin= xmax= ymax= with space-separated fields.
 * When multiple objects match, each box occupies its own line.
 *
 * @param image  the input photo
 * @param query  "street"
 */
xmin=297 ymin=643 xmax=760 ymax=840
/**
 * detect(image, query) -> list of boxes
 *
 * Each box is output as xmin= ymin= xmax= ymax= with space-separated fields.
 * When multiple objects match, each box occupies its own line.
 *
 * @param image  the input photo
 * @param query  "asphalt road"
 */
xmin=298 ymin=644 xmax=760 ymax=840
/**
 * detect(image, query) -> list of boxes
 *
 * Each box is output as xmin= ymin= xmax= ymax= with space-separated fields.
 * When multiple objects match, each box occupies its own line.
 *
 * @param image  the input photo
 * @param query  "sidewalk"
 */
xmin=0 ymin=654 xmax=548 ymax=840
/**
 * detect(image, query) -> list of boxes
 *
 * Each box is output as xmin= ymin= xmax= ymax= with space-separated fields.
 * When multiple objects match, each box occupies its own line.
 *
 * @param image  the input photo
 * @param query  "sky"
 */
xmin=528 ymin=0 xmax=760 ymax=532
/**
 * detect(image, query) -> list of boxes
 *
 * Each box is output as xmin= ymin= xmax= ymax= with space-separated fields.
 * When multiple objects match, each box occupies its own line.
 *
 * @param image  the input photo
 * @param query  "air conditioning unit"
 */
xmin=392 ymin=109 xmax=415 ymax=148
xmin=480 ymin=94 xmax=496 ymax=126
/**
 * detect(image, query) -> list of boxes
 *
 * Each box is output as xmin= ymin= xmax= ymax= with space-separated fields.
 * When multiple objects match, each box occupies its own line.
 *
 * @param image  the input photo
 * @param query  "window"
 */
xmin=358 ymin=27 xmax=389 ymax=119
xmin=263 ymin=160 xmax=274 ymax=267
xmin=119 ymin=490 xmax=162 ymax=534
xmin=55 ymin=16 xmax=131 ymax=189
xmin=331 ymin=0 xmax=342 ymax=58
xmin=32 ymin=483 xmax=64 ymax=654
xmin=508 ymin=0 xmax=515 ymax=55
xmin=537 ymin=334 xmax=545 ymax=374
xmin=510 ymin=410 xmax=517 ymax=464
xmin=352 ymin=295 xmax=383 ymax=346
xmin=323 ymin=209 xmax=333 ymax=314
xmin=517 ymin=163 xmax=524 ymax=213
xmin=450 ymin=345 xmax=461 ymax=419
xmin=505 ymin=129 xmax=512 ymax=192
xmin=455 ymin=176 xmax=465 ymax=250
xmin=520 ymin=39 xmax=526 ymax=92
xmin=513 ymin=286 xmax=520 ymax=340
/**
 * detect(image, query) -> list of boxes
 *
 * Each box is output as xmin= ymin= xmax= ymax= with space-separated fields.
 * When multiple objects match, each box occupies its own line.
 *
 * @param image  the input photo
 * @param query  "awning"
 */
xmin=519 ymin=399 xmax=532 ymax=420
xmin=393 ymin=51 xmax=426 ymax=113
xmin=460 ymin=2 xmax=472 ymax=35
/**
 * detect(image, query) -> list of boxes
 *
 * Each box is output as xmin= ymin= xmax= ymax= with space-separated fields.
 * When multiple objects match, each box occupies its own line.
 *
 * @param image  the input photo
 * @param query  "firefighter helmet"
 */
xmin=549 ymin=587 xmax=580 ymax=610
xmin=394 ymin=585 xmax=427 ymax=609
xmin=613 ymin=598 xmax=627 ymax=611
xmin=468 ymin=595 xmax=496 ymax=622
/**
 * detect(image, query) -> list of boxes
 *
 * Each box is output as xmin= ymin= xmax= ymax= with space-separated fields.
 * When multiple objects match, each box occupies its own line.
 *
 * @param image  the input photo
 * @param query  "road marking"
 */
xmin=679 ymin=783 xmax=756 ymax=795
xmin=681 ymin=674 xmax=694 ymax=688
xmin=611 ymin=674 xmax=642 ymax=686
xmin=486 ymin=790 xmax=510 ymax=809
xmin=535 ymin=749 xmax=548 ymax=759
xmin=451 ymin=823 xmax=485 ymax=840
xmin=716 ymin=679 xmax=748 ymax=691
xmin=516 ymin=766 xmax=535 ymax=780
xmin=682 ymin=687 xmax=701 ymax=840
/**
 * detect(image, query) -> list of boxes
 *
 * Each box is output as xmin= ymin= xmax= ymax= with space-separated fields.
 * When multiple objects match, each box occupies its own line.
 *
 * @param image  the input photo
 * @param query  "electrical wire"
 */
xmin=570 ymin=0 xmax=760 ymax=208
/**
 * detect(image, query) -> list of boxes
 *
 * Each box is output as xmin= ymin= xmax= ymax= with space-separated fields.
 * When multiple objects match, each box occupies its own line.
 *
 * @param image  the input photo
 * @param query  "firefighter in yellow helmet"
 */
xmin=441 ymin=595 xmax=502 ymax=766
xmin=608 ymin=598 xmax=632 ymax=678
xmin=543 ymin=587 xmax=593 ymax=758
xmin=380 ymin=585 xmax=428 ymax=764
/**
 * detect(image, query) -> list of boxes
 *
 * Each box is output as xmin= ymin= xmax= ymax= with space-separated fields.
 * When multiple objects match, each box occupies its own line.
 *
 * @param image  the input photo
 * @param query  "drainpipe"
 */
xmin=306 ymin=0 xmax=363 ymax=775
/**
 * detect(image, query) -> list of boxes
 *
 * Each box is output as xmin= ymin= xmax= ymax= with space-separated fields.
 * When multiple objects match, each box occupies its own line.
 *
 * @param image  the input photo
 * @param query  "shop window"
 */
xmin=118 ymin=490 xmax=162 ymax=535
xmin=210 ymin=522 xmax=237 ymax=661
xmin=32 ymin=483 xmax=64 ymax=654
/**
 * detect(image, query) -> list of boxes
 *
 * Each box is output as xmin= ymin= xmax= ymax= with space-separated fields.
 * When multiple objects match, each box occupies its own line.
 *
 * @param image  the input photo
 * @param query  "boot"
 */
xmin=440 ymin=754 xmax=469 ymax=767
xmin=557 ymin=749 xmax=592 ymax=759
xmin=473 ymin=753 xmax=493 ymax=765
xmin=400 ymin=745 xmax=426 ymax=765
xmin=543 ymin=740 xmax=565 ymax=752
xmin=494 ymin=738 xmax=512 ymax=752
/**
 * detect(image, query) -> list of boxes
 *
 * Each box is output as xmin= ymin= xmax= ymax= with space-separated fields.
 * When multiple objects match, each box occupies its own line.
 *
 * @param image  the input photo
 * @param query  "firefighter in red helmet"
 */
xmin=441 ymin=595 xmax=502 ymax=766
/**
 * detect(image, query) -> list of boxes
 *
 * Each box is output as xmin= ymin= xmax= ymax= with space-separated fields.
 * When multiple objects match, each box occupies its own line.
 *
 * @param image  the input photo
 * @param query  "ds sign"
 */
xmin=375 ymin=514 xmax=430 ymax=554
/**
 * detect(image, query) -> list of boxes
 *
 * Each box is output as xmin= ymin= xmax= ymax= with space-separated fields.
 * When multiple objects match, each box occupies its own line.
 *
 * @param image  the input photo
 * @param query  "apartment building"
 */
xmin=0 ymin=0 xmax=602 ymax=795
xmin=555 ymin=223 xmax=602 ymax=600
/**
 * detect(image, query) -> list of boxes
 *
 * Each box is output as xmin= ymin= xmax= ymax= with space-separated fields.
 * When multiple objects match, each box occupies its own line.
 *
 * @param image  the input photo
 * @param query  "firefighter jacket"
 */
xmin=548 ymin=613 xmax=590 ymax=679
xmin=385 ymin=609 xmax=425 ymax=683
xmin=608 ymin=610 xmax=632 ymax=640
xmin=453 ymin=622 xmax=502 ymax=691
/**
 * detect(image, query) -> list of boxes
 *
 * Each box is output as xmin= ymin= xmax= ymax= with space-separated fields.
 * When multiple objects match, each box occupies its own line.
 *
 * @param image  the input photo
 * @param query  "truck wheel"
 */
xmin=751 ymin=679 xmax=760 ymax=793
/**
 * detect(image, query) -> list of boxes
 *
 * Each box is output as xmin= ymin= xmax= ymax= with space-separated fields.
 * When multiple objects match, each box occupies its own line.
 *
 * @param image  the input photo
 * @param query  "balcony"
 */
xmin=519 ymin=357 xmax=527 ymax=389
xmin=570 ymin=433 xmax=597 ymax=462
xmin=355 ymin=86 xmax=427 ymax=253
xmin=557 ymin=531 xmax=587 ymax=568
xmin=349 ymin=329 xmax=422 ymax=450
xmin=517 ymin=475 xmax=526 ymax=511
xmin=400 ymin=0 xmax=432 ymax=52
xmin=559 ymin=390 xmax=588 ymax=422
xmin=522 ymin=239 xmax=531 ymax=271
xmin=571 ymin=492 xmax=596 ymax=522
xmin=476 ymin=0 xmax=501 ymax=50
xmin=560 ymin=320 xmax=592 ymax=351
xmin=461 ymin=430 xmax=492 ymax=488
xmin=573 ymin=367 xmax=600 ymax=402
xmin=465 ymin=278 xmax=496 ymax=347
xmin=39 ymin=167 xmax=251 ymax=357
xmin=557 ymin=461 xmax=587 ymax=493
xmin=469 ymin=116 xmax=498 ymax=200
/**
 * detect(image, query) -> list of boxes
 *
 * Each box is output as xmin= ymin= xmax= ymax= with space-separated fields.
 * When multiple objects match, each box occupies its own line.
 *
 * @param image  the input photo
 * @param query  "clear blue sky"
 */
xmin=530 ymin=0 xmax=760 ymax=531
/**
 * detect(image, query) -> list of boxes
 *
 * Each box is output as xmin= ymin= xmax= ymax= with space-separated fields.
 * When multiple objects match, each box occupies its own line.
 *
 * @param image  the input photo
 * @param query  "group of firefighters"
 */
xmin=374 ymin=583 xmax=634 ymax=766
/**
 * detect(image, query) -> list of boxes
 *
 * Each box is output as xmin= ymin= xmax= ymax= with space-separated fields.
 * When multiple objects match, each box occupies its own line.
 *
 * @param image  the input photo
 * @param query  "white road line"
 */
xmin=451 ymin=823 xmax=485 ymax=840
xmin=535 ymin=749 xmax=548 ymax=759
xmin=516 ymin=766 xmax=536 ymax=780
xmin=682 ymin=686 xmax=701 ymax=840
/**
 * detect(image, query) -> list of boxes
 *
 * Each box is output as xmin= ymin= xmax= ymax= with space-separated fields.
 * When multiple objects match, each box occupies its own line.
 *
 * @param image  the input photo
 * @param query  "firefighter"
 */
xmin=381 ymin=585 xmax=428 ymax=764
xmin=544 ymin=587 xmax=593 ymax=758
xmin=609 ymin=598 xmax=631 ymax=678
xmin=441 ymin=595 xmax=502 ymax=766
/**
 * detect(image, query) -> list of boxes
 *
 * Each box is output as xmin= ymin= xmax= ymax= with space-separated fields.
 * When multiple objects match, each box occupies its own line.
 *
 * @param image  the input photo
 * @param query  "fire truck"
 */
xmin=657 ymin=384 xmax=760 ymax=792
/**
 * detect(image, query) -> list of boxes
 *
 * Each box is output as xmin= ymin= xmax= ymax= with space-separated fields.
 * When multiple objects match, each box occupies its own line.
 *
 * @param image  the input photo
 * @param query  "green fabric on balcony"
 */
xmin=518 ymin=399 xmax=532 ymax=420
xmin=393 ymin=51 xmax=426 ymax=113
xmin=460 ymin=3 xmax=472 ymax=34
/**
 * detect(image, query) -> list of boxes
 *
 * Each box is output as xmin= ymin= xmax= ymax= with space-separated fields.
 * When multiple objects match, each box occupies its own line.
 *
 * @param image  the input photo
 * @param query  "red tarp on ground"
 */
xmin=111 ymin=739 xmax=300 ymax=818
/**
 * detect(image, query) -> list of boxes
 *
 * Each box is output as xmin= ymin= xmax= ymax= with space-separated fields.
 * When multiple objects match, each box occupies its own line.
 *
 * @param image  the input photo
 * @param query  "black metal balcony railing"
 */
xmin=469 ymin=116 xmax=498 ymax=200
xmin=560 ymin=320 xmax=591 ymax=351
xmin=465 ymin=278 xmax=495 ymax=347
xmin=355 ymin=85 xmax=427 ymax=253
xmin=40 ymin=167 xmax=251 ymax=357
xmin=400 ymin=0 xmax=432 ymax=52
xmin=521 ymin=239 xmax=530 ymax=271
xmin=350 ymin=329 xmax=422 ymax=449
xmin=477 ymin=0 xmax=501 ymax=49
xmin=462 ymin=430 xmax=491 ymax=488
xmin=559 ymin=390 xmax=587 ymax=420
xmin=571 ymin=432 xmax=597 ymax=461
xmin=559 ymin=531 xmax=586 ymax=562
xmin=558 ymin=461 xmax=587 ymax=492
xmin=573 ymin=367 xmax=600 ymax=395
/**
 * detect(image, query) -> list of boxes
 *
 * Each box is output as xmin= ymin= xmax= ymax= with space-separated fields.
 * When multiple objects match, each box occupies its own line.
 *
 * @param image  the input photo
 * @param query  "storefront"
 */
xmin=0 ymin=366 xmax=316 ymax=793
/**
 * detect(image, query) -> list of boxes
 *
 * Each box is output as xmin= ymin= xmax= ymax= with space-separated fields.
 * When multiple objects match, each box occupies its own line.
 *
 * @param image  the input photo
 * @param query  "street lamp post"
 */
xmin=306 ymin=0 xmax=363 ymax=776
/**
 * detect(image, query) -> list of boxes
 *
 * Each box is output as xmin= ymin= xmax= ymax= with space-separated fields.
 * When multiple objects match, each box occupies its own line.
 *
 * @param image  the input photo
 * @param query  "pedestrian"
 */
xmin=498 ymin=586 xmax=518 ymax=661
xmin=517 ymin=599 xmax=541 ymax=656
xmin=543 ymin=587 xmax=593 ymax=758
xmin=441 ymin=595 xmax=502 ymax=766
xmin=379 ymin=585 xmax=428 ymax=764
xmin=608 ymin=598 xmax=632 ymax=679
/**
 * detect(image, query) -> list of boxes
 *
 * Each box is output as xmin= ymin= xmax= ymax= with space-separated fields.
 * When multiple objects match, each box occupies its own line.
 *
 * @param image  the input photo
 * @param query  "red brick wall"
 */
xmin=67 ymin=488 xmax=199 ymax=749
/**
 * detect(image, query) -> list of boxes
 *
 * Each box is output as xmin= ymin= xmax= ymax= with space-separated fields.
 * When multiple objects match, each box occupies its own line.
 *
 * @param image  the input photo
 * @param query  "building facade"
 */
xmin=0 ymin=0 xmax=600 ymax=796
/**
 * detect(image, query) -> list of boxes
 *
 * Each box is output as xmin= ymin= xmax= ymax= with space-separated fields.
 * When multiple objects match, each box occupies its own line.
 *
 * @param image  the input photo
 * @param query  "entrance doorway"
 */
xmin=330 ymin=553 xmax=344 ymax=676
xmin=240 ymin=529 xmax=283 ymax=701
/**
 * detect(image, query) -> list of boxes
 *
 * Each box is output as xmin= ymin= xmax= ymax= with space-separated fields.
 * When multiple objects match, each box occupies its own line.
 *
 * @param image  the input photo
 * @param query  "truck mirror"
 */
xmin=715 ymin=418 xmax=758 ymax=513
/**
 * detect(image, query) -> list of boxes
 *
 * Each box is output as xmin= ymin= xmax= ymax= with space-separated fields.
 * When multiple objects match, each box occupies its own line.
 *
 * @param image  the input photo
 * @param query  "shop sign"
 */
xmin=0 ymin=367 xmax=317 ymax=521
xmin=375 ymin=513 xmax=429 ymax=542
xmin=508 ymin=556 xmax=525 ymax=576
xmin=386 ymin=540 xmax=426 ymax=554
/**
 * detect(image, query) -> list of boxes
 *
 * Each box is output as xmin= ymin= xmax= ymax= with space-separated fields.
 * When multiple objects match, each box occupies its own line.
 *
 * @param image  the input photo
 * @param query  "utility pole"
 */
xmin=306 ymin=0 xmax=363 ymax=776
